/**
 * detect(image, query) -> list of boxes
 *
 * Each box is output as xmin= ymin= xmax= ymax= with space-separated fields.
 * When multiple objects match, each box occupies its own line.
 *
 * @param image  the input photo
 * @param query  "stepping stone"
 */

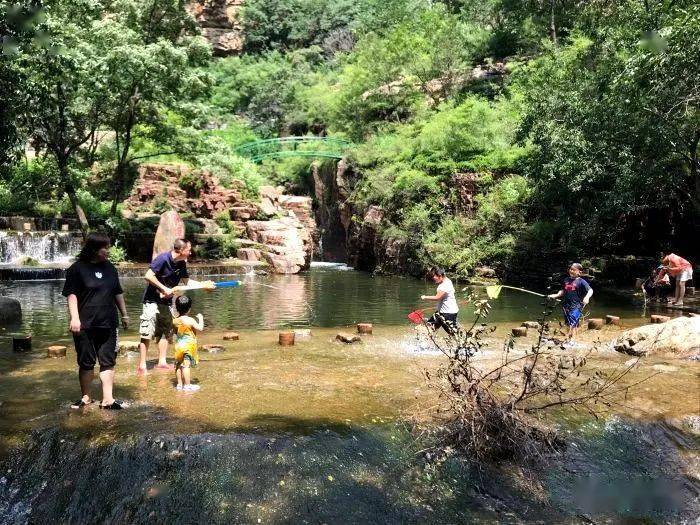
xmin=650 ymin=315 xmax=670 ymax=324
xmin=294 ymin=329 xmax=311 ymax=338
xmin=357 ymin=323 xmax=373 ymax=334
xmin=222 ymin=332 xmax=240 ymax=341
xmin=279 ymin=332 xmax=295 ymax=346
xmin=47 ymin=345 xmax=67 ymax=358
xmin=605 ymin=315 xmax=620 ymax=325
xmin=118 ymin=341 xmax=140 ymax=355
xmin=13 ymin=335 xmax=31 ymax=352
xmin=588 ymin=318 xmax=604 ymax=330
xmin=521 ymin=321 xmax=540 ymax=329
xmin=511 ymin=327 xmax=527 ymax=337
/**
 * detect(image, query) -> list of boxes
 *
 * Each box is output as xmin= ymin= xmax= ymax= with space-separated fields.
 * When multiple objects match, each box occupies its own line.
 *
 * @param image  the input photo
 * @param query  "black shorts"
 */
xmin=427 ymin=312 xmax=458 ymax=335
xmin=72 ymin=328 xmax=118 ymax=370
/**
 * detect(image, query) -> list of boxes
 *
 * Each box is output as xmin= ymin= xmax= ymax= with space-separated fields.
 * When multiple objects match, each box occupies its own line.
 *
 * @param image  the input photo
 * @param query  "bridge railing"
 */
xmin=231 ymin=136 xmax=351 ymax=162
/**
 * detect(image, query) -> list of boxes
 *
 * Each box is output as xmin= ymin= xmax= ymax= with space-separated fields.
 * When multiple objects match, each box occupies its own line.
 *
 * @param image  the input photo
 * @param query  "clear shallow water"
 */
xmin=0 ymin=263 xmax=675 ymax=343
xmin=0 ymin=265 xmax=697 ymax=523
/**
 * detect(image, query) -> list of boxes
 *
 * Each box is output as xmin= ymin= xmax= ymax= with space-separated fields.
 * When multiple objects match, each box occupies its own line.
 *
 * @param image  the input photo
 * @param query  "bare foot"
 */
xmin=136 ymin=366 xmax=148 ymax=376
xmin=155 ymin=363 xmax=172 ymax=370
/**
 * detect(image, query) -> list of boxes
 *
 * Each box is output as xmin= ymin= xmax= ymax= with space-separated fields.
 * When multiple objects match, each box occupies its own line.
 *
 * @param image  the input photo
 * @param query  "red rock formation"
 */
xmin=125 ymin=163 xmax=316 ymax=273
xmin=187 ymin=0 xmax=244 ymax=56
xmin=125 ymin=164 xmax=247 ymax=219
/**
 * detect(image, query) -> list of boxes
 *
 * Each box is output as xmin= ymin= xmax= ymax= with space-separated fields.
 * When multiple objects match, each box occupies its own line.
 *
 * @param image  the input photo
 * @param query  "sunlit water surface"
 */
xmin=0 ymin=264 xmax=697 ymax=523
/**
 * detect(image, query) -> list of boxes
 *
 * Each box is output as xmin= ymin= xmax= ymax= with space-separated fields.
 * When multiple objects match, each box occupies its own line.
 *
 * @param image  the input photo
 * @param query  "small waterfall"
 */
xmin=0 ymin=231 xmax=82 ymax=264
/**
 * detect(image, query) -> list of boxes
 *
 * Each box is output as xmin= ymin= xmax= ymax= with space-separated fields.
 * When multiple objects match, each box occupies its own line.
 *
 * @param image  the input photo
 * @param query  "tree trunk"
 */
xmin=110 ymin=165 xmax=125 ymax=216
xmin=550 ymin=0 xmax=558 ymax=46
xmin=58 ymin=158 xmax=90 ymax=239
xmin=111 ymin=87 xmax=139 ymax=216
xmin=691 ymin=130 xmax=700 ymax=215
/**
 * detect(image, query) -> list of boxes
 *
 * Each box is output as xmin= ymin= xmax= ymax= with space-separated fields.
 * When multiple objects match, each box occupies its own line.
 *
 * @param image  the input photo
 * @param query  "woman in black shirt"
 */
xmin=62 ymin=233 xmax=129 ymax=409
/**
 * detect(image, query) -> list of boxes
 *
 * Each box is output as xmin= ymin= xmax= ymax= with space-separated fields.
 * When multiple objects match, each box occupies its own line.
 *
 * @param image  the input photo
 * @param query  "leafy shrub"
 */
xmin=59 ymin=189 xmax=113 ymax=220
xmin=108 ymin=243 xmax=127 ymax=264
xmin=195 ymin=150 xmax=266 ymax=199
xmin=152 ymin=196 xmax=172 ymax=214
xmin=178 ymin=171 xmax=205 ymax=198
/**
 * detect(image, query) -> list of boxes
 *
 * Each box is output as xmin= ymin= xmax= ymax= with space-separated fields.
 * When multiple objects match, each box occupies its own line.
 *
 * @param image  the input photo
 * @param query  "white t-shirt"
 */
xmin=437 ymin=278 xmax=459 ymax=314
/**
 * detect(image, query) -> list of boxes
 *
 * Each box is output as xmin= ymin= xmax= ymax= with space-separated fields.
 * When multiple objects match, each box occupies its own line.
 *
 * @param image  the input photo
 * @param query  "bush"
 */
xmin=195 ymin=235 xmax=239 ymax=259
xmin=195 ymin=150 xmax=267 ymax=199
xmin=59 ymin=189 xmax=113 ymax=221
xmin=178 ymin=170 xmax=205 ymax=198
xmin=108 ymin=243 xmax=127 ymax=264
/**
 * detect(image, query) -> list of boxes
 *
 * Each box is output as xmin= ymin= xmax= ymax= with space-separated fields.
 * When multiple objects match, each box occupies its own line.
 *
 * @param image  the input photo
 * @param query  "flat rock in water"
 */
xmin=118 ymin=341 xmax=140 ymax=355
xmin=222 ymin=332 xmax=240 ymax=341
xmin=521 ymin=321 xmax=540 ymax=330
xmin=336 ymin=333 xmax=361 ymax=344
xmin=201 ymin=344 xmax=225 ymax=353
xmin=613 ymin=316 xmax=700 ymax=358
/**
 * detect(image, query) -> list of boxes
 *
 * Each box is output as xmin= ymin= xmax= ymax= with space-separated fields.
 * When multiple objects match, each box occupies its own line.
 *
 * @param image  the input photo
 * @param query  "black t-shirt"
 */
xmin=62 ymin=260 xmax=123 ymax=329
xmin=142 ymin=251 xmax=189 ymax=305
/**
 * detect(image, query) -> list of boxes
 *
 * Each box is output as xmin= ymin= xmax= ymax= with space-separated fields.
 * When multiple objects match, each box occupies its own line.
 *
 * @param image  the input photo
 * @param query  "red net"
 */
xmin=407 ymin=310 xmax=425 ymax=324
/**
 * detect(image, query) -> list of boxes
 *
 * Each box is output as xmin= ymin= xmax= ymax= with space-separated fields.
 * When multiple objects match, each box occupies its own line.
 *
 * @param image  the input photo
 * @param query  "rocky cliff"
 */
xmin=310 ymin=160 xmax=445 ymax=276
xmin=187 ymin=0 xmax=244 ymax=56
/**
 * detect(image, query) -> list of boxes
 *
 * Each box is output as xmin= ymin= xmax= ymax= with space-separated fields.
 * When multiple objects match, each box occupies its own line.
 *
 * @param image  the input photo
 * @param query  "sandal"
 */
xmin=100 ymin=400 xmax=126 ymax=410
xmin=71 ymin=398 xmax=91 ymax=409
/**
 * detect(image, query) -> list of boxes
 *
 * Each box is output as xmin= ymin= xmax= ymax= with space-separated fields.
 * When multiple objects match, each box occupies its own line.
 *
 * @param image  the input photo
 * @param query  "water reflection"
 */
xmin=0 ymin=265 xmax=673 ymax=345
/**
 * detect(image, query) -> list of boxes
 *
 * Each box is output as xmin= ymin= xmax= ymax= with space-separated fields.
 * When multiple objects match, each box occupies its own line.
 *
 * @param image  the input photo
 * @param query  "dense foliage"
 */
xmin=1 ymin=0 xmax=697 ymax=271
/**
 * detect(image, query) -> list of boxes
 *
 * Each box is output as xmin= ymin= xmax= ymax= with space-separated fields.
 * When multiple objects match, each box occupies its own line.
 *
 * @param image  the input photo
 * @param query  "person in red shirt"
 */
xmin=661 ymin=253 xmax=694 ymax=306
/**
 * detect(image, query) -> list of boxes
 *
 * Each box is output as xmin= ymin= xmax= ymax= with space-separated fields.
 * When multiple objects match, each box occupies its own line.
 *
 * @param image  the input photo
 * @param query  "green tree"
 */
xmin=98 ymin=0 xmax=210 ymax=214
xmin=241 ymin=0 xmax=361 ymax=53
xmin=16 ymin=0 xmax=109 ymax=236
xmin=517 ymin=1 xmax=700 ymax=254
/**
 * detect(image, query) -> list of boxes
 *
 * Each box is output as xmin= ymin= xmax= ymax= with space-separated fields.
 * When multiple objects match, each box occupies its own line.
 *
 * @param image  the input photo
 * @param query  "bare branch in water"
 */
xmin=415 ymin=293 xmax=650 ymax=465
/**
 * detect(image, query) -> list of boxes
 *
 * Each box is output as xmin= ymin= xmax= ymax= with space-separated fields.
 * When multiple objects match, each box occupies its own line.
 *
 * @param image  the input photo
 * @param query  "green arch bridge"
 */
xmin=233 ymin=136 xmax=351 ymax=162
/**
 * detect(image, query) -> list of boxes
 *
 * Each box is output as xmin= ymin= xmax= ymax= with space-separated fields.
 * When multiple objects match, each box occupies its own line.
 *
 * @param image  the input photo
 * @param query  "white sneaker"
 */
xmin=182 ymin=384 xmax=200 ymax=392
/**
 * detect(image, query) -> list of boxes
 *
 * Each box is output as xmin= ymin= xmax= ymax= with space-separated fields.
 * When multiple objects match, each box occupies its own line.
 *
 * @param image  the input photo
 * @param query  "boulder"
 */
xmin=0 ymin=296 xmax=22 ymax=324
xmin=613 ymin=316 xmax=700 ymax=358
xmin=475 ymin=266 xmax=497 ymax=278
xmin=152 ymin=210 xmax=185 ymax=260
xmin=336 ymin=333 xmax=361 ymax=344
xmin=246 ymin=216 xmax=312 ymax=274
xmin=237 ymin=248 xmax=262 ymax=262
xmin=651 ymin=315 xmax=671 ymax=324
xmin=522 ymin=321 xmax=540 ymax=330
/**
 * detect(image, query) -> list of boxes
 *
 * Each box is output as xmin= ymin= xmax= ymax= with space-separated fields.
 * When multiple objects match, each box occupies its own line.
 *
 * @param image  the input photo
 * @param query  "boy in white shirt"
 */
xmin=420 ymin=267 xmax=459 ymax=335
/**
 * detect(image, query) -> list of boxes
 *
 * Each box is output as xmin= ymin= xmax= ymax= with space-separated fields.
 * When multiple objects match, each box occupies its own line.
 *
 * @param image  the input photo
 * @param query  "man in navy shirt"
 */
xmin=548 ymin=262 xmax=593 ymax=343
xmin=137 ymin=238 xmax=204 ymax=374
